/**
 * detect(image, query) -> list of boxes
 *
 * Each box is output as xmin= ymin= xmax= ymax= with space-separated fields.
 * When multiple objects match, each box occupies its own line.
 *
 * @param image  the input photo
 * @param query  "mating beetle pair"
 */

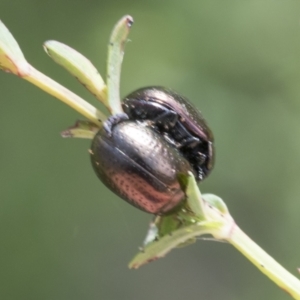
xmin=0 ymin=15 xmax=214 ymax=216
xmin=90 ymin=86 xmax=215 ymax=214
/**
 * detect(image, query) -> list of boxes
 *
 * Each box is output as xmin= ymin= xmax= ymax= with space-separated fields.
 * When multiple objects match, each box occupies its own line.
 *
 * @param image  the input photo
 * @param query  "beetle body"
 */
xmin=90 ymin=120 xmax=195 ymax=214
xmin=122 ymin=87 xmax=215 ymax=181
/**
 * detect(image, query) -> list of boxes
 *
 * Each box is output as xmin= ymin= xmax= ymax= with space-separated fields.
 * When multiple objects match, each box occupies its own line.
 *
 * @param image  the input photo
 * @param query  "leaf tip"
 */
xmin=125 ymin=15 xmax=134 ymax=28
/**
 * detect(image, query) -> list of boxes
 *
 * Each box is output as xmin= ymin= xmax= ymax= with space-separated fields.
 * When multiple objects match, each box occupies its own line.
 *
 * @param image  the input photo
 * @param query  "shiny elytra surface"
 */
xmin=90 ymin=120 xmax=195 ymax=214
xmin=123 ymin=86 xmax=214 ymax=142
xmin=122 ymin=86 xmax=215 ymax=179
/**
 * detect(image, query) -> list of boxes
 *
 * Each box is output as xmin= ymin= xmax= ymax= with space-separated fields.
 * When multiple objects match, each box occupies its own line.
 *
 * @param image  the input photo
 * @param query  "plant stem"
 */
xmin=229 ymin=225 xmax=300 ymax=299
xmin=24 ymin=66 xmax=106 ymax=126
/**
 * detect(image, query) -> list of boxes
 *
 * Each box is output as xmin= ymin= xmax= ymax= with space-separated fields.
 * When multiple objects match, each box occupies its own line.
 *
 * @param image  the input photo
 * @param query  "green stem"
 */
xmin=24 ymin=66 xmax=106 ymax=126
xmin=229 ymin=225 xmax=300 ymax=299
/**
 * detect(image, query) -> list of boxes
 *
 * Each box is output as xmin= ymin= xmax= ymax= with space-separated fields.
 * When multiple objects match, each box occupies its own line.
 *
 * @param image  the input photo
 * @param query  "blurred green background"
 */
xmin=1 ymin=1 xmax=300 ymax=299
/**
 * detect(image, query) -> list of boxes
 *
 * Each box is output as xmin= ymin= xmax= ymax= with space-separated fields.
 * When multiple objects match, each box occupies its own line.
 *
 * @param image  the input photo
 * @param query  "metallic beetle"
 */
xmin=90 ymin=87 xmax=215 ymax=214
xmin=122 ymin=86 xmax=215 ymax=181
xmin=90 ymin=120 xmax=196 ymax=214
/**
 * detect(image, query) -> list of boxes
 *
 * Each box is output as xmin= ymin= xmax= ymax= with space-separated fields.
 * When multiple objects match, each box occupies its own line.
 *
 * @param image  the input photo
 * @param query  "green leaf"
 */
xmin=129 ymin=221 xmax=222 ymax=269
xmin=0 ymin=19 xmax=29 ymax=75
xmin=0 ymin=20 xmax=105 ymax=125
xmin=61 ymin=120 xmax=99 ymax=139
xmin=202 ymin=194 xmax=229 ymax=215
xmin=106 ymin=15 xmax=133 ymax=115
xmin=44 ymin=41 xmax=108 ymax=109
xmin=185 ymin=172 xmax=206 ymax=218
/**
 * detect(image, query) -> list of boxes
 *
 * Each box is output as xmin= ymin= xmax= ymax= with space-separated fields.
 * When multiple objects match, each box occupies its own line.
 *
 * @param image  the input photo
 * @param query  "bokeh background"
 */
xmin=1 ymin=1 xmax=300 ymax=299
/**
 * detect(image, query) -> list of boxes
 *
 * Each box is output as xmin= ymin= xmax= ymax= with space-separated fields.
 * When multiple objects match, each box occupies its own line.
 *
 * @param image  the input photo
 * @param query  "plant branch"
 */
xmin=24 ymin=66 xmax=105 ymax=125
xmin=130 ymin=174 xmax=300 ymax=299
xmin=229 ymin=225 xmax=300 ymax=299
xmin=0 ymin=19 xmax=105 ymax=125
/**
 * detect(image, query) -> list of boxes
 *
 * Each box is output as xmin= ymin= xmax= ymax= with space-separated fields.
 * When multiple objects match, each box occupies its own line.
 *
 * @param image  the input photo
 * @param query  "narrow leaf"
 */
xmin=185 ymin=172 xmax=206 ymax=218
xmin=0 ymin=20 xmax=105 ymax=124
xmin=106 ymin=15 xmax=133 ymax=115
xmin=129 ymin=221 xmax=221 ymax=269
xmin=0 ymin=20 xmax=29 ymax=75
xmin=61 ymin=120 xmax=99 ymax=139
xmin=44 ymin=41 xmax=108 ymax=109
xmin=202 ymin=194 xmax=229 ymax=215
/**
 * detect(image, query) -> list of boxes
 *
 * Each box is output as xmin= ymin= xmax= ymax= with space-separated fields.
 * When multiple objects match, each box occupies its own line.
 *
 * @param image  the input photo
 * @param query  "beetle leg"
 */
xmin=195 ymin=152 xmax=206 ymax=165
xmin=196 ymin=167 xmax=204 ymax=181
xmin=152 ymin=110 xmax=178 ymax=130
xmin=162 ymin=132 xmax=180 ymax=148
xmin=170 ymin=122 xmax=200 ymax=149
xmin=179 ymin=136 xmax=200 ymax=149
xmin=103 ymin=113 xmax=129 ymax=136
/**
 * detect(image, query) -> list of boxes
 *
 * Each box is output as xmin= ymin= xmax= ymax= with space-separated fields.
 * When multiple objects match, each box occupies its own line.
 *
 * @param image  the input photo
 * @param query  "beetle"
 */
xmin=90 ymin=120 xmax=196 ymax=214
xmin=122 ymin=86 xmax=215 ymax=181
xmin=90 ymin=86 xmax=215 ymax=214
